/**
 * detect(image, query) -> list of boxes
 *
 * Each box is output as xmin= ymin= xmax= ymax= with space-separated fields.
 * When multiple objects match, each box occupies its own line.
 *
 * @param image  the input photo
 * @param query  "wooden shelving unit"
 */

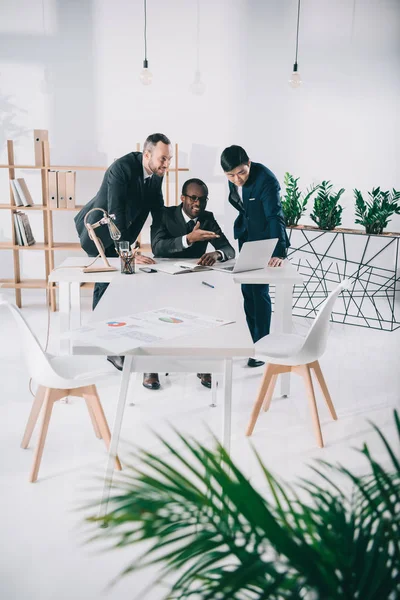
xmin=0 ymin=132 xmax=188 ymax=310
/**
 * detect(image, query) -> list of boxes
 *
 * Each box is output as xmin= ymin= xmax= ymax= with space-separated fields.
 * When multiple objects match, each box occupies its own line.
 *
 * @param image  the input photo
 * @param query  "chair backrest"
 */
xmin=0 ymin=295 xmax=54 ymax=382
xmin=301 ymin=280 xmax=349 ymax=360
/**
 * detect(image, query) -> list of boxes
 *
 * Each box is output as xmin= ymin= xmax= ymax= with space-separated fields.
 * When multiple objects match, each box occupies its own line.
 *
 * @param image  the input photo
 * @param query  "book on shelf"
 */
xmin=13 ymin=213 xmax=23 ymax=245
xmin=10 ymin=178 xmax=34 ymax=207
xmin=14 ymin=211 xmax=36 ymax=246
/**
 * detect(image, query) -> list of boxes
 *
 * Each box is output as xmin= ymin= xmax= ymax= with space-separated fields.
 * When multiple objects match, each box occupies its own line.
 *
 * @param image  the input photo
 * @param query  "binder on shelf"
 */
xmin=34 ymin=129 xmax=49 ymax=167
xmin=57 ymin=171 xmax=67 ymax=208
xmin=14 ymin=178 xmax=34 ymax=207
xmin=13 ymin=213 xmax=23 ymax=245
xmin=65 ymin=171 xmax=76 ymax=208
xmin=48 ymin=170 xmax=58 ymax=208
xmin=10 ymin=180 xmax=24 ymax=206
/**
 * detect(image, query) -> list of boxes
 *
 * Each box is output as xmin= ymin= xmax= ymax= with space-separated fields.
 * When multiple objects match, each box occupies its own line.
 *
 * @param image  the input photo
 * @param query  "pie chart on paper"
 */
xmin=158 ymin=316 xmax=183 ymax=324
xmin=107 ymin=321 xmax=127 ymax=328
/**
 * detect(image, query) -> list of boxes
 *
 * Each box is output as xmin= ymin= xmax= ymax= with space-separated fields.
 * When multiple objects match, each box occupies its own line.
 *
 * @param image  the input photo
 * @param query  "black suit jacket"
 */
xmin=74 ymin=152 xmax=164 ymax=256
xmin=228 ymin=162 xmax=289 ymax=258
xmin=151 ymin=204 xmax=235 ymax=260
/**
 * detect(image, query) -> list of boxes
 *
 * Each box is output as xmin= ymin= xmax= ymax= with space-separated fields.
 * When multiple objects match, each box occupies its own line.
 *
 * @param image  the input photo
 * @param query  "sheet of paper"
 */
xmin=66 ymin=307 xmax=235 ymax=354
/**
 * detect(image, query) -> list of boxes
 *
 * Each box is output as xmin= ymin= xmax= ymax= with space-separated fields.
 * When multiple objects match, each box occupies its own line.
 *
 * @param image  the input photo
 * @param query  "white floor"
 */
xmin=1 ymin=289 xmax=399 ymax=600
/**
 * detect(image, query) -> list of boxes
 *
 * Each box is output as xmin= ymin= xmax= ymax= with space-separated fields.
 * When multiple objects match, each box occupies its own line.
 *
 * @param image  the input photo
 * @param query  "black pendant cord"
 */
xmin=294 ymin=0 xmax=301 ymax=68
xmin=143 ymin=0 xmax=148 ymax=66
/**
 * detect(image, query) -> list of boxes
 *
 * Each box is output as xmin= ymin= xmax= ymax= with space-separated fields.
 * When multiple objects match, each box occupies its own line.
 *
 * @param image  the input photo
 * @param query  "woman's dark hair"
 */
xmin=220 ymin=145 xmax=249 ymax=172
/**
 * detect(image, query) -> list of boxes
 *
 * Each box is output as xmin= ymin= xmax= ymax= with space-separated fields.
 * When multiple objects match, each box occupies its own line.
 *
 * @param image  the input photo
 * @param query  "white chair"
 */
xmin=246 ymin=280 xmax=349 ymax=447
xmin=0 ymin=295 xmax=121 ymax=482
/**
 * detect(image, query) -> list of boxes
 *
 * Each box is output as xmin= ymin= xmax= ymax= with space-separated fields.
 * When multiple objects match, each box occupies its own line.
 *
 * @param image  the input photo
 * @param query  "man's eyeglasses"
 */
xmin=184 ymin=194 xmax=208 ymax=204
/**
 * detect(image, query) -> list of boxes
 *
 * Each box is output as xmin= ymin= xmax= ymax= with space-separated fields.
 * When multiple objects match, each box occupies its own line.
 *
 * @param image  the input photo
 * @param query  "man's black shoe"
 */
xmin=107 ymin=355 xmax=125 ymax=371
xmin=247 ymin=358 xmax=265 ymax=368
xmin=197 ymin=373 xmax=212 ymax=389
xmin=143 ymin=373 xmax=161 ymax=390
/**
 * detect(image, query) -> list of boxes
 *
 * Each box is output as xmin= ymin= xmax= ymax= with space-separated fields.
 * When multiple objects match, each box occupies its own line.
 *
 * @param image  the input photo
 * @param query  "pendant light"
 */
xmin=40 ymin=0 xmax=53 ymax=94
xmin=189 ymin=0 xmax=205 ymax=95
xmin=139 ymin=0 xmax=152 ymax=85
xmin=289 ymin=0 xmax=302 ymax=88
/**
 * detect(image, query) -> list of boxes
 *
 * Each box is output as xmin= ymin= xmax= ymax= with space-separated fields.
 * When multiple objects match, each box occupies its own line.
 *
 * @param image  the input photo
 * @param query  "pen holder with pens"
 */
xmin=118 ymin=241 xmax=135 ymax=274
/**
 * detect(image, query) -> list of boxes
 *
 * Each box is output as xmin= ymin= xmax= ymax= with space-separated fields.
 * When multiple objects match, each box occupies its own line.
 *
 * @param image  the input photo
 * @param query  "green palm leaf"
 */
xmin=87 ymin=411 xmax=400 ymax=600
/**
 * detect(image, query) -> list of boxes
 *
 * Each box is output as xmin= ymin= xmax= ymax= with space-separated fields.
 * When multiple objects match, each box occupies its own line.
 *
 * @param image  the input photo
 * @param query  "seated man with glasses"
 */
xmin=149 ymin=177 xmax=235 ymax=390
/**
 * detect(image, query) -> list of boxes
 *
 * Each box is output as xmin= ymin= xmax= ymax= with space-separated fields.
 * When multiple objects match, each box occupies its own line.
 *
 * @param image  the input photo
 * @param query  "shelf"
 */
xmin=0 ymin=242 xmax=48 ymax=250
xmin=50 ymin=206 xmax=84 ymax=211
xmin=0 ymin=278 xmax=48 ymax=289
xmin=0 ymin=204 xmax=84 ymax=212
xmin=0 ymin=204 xmax=47 ymax=211
xmin=0 ymin=165 xmax=107 ymax=171
xmin=51 ymin=242 xmax=83 ymax=250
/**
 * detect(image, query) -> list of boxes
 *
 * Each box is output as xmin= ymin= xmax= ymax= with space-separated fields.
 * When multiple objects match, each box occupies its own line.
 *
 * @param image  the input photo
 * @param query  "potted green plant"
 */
xmin=88 ymin=411 xmax=400 ymax=600
xmin=281 ymin=172 xmax=319 ymax=226
xmin=310 ymin=180 xmax=345 ymax=230
xmin=354 ymin=187 xmax=400 ymax=235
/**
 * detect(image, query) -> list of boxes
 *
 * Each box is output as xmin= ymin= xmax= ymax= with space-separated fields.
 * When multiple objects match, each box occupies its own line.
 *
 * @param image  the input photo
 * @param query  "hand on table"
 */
xmin=187 ymin=222 xmax=220 ymax=244
xmin=268 ymin=257 xmax=284 ymax=267
xmin=197 ymin=251 xmax=221 ymax=266
xmin=134 ymin=253 xmax=156 ymax=265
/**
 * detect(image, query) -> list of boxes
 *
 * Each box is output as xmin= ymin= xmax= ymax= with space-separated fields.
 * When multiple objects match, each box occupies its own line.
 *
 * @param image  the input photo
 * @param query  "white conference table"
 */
xmin=72 ymin=268 xmax=254 ymax=516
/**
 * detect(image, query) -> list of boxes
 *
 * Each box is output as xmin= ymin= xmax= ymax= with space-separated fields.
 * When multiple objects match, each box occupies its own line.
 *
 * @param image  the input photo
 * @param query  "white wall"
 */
xmin=0 ymin=0 xmax=399 ymax=280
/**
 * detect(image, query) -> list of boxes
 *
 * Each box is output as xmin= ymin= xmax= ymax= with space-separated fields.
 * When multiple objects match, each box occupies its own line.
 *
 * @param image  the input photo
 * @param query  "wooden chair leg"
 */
xmin=29 ymin=388 xmax=56 ymax=482
xmin=310 ymin=360 xmax=338 ymax=421
xmin=82 ymin=385 xmax=122 ymax=470
xmin=262 ymin=374 xmax=278 ymax=412
xmin=300 ymin=365 xmax=324 ymax=448
xmin=21 ymin=385 xmax=46 ymax=449
xmin=246 ymin=364 xmax=277 ymax=436
xmin=85 ymin=399 xmax=102 ymax=439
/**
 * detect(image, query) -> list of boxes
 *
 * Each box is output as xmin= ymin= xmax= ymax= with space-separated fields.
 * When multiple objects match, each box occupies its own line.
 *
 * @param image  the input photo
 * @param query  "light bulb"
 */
xmin=139 ymin=59 xmax=152 ymax=86
xmin=190 ymin=70 xmax=205 ymax=96
xmin=289 ymin=63 xmax=302 ymax=89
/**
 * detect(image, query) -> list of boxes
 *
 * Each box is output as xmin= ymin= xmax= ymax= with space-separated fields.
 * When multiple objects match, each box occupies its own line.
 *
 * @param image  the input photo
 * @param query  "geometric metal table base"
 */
xmin=283 ymin=227 xmax=400 ymax=331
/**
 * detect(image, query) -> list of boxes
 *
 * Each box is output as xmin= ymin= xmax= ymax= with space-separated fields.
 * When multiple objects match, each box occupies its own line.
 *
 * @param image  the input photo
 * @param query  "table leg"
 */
xmin=59 ymin=282 xmax=71 ymax=355
xmin=222 ymin=359 xmax=233 ymax=454
xmin=98 ymin=355 xmax=133 ymax=521
xmin=274 ymin=283 xmax=293 ymax=397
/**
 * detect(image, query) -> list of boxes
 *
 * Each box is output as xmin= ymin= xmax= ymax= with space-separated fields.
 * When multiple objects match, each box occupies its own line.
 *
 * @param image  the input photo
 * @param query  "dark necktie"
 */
xmin=144 ymin=177 xmax=151 ymax=194
xmin=186 ymin=219 xmax=196 ymax=234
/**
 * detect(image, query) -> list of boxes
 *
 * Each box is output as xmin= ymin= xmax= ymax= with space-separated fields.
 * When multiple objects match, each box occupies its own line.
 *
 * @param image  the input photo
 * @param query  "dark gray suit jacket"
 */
xmin=74 ymin=152 xmax=164 ymax=257
xmin=151 ymin=204 xmax=235 ymax=260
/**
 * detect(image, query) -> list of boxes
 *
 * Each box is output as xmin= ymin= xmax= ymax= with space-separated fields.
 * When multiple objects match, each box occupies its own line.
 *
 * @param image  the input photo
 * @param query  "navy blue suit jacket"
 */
xmin=228 ymin=162 xmax=289 ymax=258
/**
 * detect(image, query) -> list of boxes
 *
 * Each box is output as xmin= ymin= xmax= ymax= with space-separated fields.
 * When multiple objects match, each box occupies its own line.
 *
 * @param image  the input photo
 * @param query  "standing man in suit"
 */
xmin=220 ymin=145 xmax=289 ymax=367
xmin=75 ymin=133 xmax=172 ymax=387
xmin=151 ymin=177 xmax=235 ymax=389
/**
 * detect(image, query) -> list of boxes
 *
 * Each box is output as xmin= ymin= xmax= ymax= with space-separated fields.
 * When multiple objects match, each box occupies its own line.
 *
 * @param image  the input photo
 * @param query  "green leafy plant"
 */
xmin=281 ymin=172 xmax=319 ymax=226
xmin=88 ymin=411 xmax=400 ymax=600
xmin=310 ymin=180 xmax=345 ymax=230
xmin=354 ymin=187 xmax=400 ymax=235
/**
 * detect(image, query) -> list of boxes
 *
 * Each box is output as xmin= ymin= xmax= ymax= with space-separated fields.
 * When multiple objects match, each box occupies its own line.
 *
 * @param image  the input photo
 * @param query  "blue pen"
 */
xmin=202 ymin=281 xmax=215 ymax=289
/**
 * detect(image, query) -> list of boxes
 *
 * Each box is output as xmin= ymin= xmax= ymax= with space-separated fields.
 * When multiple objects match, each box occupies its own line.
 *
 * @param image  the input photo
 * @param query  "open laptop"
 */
xmin=211 ymin=238 xmax=279 ymax=273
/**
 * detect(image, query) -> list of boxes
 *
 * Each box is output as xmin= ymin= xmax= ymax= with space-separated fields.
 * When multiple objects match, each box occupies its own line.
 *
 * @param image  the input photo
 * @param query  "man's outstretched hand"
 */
xmin=187 ymin=222 xmax=220 ymax=244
